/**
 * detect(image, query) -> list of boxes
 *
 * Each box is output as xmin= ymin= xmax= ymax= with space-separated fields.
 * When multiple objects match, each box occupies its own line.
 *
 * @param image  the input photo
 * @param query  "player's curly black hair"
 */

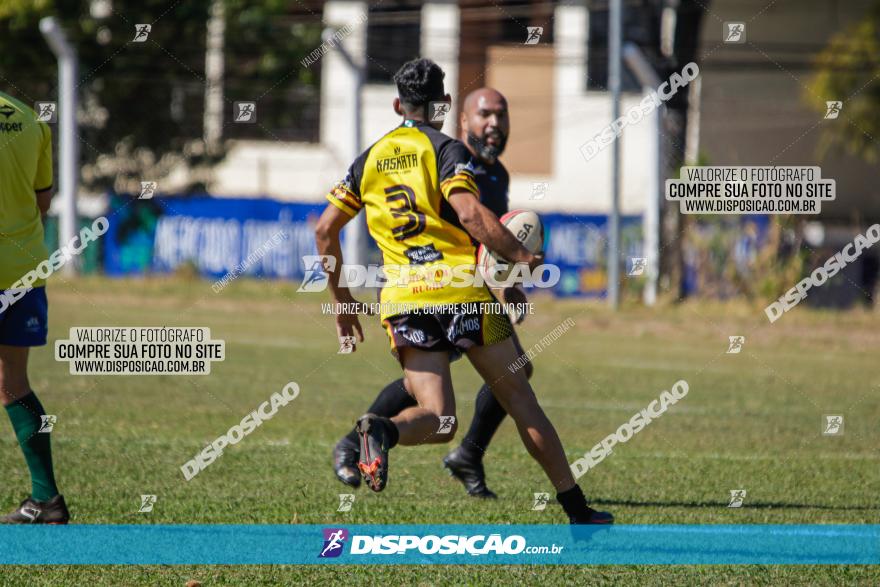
xmin=393 ymin=58 xmax=446 ymax=113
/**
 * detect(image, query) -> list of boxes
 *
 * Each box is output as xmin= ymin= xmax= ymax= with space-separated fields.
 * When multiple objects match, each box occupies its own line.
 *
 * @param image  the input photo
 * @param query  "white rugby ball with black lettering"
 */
xmin=476 ymin=209 xmax=544 ymax=284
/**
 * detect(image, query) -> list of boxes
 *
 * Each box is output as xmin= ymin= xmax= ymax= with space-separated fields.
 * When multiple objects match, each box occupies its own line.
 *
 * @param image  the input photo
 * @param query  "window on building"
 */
xmin=366 ymin=1 xmax=422 ymax=83
xmin=496 ymin=0 xmax=555 ymax=44
xmin=586 ymin=0 xmax=661 ymax=92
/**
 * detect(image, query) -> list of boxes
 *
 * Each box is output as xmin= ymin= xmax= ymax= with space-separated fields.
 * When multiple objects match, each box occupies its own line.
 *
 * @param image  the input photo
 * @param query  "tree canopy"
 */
xmin=808 ymin=2 xmax=880 ymax=163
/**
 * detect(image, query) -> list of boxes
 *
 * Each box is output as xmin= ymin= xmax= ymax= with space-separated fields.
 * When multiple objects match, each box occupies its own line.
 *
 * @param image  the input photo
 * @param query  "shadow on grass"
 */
xmin=592 ymin=498 xmax=879 ymax=511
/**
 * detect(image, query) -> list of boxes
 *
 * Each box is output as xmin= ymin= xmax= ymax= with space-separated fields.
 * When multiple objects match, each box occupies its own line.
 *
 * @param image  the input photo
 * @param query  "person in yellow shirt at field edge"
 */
xmin=0 ymin=90 xmax=70 ymax=524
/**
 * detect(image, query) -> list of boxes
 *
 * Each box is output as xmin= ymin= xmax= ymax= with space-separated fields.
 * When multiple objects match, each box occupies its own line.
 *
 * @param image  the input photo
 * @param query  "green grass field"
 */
xmin=1 ymin=275 xmax=878 ymax=585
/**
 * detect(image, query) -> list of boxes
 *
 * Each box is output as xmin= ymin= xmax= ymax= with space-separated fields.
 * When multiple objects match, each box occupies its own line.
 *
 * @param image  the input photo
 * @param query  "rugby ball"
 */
xmin=476 ymin=209 xmax=544 ymax=284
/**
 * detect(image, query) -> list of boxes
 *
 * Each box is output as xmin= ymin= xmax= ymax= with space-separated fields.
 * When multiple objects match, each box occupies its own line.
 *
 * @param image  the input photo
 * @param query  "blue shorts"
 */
xmin=0 ymin=287 xmax=49 ymax=346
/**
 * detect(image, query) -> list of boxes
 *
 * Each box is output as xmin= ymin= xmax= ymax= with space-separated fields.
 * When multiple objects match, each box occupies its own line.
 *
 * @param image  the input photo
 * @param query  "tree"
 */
xmin=0 ymin=0 xmax=322 ymax=194
xmin=807 ymin=2 xmax=880 ymax=162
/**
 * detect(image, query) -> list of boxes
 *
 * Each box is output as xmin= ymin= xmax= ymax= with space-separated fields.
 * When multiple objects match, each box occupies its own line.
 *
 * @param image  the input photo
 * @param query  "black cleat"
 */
xmin=1 ymin=495 xmax=70 ymax=525
xmin=443 ymin=447 xmax=497 ymax=499
xmin=356 ymin=414 xmax=391 ymax=492
xmin=333 ymin=437 xmax=361 ymax=489
xmin=569 ymin=506 xmax=614 ymax=525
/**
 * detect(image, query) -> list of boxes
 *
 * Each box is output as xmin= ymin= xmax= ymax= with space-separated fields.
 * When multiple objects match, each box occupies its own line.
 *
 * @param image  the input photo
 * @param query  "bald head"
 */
xmin=460 ymin=87 xmax=509 ymax=164
xmin=462 ymin=88 xmax=507 ymax=115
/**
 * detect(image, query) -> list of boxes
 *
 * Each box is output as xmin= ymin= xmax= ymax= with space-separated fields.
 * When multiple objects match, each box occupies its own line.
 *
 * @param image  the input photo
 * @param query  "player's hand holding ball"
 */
xmin=526 ymin=251 xmax=544 ymax=273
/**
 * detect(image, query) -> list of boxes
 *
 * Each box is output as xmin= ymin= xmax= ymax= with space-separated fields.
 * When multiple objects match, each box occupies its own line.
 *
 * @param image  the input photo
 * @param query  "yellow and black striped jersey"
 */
xmin=326 ymin=120 xmax=493 ymax=317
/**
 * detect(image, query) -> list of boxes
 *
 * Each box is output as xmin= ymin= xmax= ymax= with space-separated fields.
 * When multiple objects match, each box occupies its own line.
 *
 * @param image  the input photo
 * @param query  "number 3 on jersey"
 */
xmin=385 ymin=184 xmax=426 ymax=241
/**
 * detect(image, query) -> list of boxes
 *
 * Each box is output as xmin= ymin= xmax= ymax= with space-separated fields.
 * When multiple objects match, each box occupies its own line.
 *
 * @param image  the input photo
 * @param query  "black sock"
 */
xmin=381 ymin=417 xmax=400 ymax=449
xmin=460 ymin=384 xmax=507 ymax=460
xmin=556 ymin=484 xmax=590 ymax=519
xmin=343 ymin=378 xmax=416 ymax=445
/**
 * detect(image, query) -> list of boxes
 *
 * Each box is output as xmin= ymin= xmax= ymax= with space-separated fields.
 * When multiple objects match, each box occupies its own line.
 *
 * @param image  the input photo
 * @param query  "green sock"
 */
xmin=5 ymin=392 xmax=59 ymax=501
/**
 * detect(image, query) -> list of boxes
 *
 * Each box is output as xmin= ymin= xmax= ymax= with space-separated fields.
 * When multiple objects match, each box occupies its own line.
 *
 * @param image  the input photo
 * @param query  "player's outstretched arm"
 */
xmin=314 ymin=203 xmax=365 ymax=344
xmin=448 ymin=189 xmax=541 ymax=270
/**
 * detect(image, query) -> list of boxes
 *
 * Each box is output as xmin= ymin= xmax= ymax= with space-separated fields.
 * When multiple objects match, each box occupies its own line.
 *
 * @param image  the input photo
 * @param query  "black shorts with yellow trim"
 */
xmin=382 ymin=305 xmax=513 ymax=364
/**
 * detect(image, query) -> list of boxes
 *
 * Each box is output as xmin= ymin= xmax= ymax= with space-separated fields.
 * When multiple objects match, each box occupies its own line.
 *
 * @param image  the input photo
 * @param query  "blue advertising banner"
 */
xmin=103 ymin=195 xmax=644 ymax=296
xmin=0 ymin=525 xmax=876 ymax=565
xmin=104 ymin=196 xmax=324 ymax=279
xmin=541 ymin=213 xmax=642 ymax=297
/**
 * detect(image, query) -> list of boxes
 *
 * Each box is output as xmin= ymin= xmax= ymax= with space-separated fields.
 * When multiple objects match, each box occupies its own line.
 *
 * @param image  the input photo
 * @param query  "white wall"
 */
xmin=362 ymin=85 xmax=402 ymax=147
xmin=209 ymin=141 xmax=341 ymax=201
xmin=529 ymin=2 xmax=651 ymax=216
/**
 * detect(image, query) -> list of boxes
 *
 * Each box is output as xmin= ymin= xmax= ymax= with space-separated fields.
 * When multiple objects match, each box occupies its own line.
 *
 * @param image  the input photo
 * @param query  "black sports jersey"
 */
xmin=437 ymin=157 xmax=509 ymax=245
xmin=471 ymin=159 xmax=509 ymax=218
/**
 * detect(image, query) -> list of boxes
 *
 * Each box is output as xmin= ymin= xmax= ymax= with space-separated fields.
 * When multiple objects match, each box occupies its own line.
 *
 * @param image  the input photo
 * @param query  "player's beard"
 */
xmin=467 ymin=130 xmax=507 ymax=164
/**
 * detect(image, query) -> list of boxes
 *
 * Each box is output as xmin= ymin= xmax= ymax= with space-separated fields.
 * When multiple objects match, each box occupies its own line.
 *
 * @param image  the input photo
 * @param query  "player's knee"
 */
xmin=524 ymin=359 xmax=534 ymax=380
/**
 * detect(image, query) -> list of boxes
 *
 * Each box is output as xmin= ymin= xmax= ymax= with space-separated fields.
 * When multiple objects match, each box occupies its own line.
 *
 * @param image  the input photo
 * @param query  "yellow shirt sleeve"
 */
xmin=440 ymin=170 xmax=480 ymax=202
xmin=34 ymin=122 xmax=53 ymax=191
xmin=325 ymin=169 xmax=362 ymax=217
xmin=437 ymin=141 xmax=479 ymax=201
xmin=326 ymin=189 xmax=361 ymax=217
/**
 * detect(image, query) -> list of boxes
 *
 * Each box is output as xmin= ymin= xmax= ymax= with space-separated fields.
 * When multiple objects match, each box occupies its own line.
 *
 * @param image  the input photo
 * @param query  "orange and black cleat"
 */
xmin=356 ymin=414 xmax=391 ymax=492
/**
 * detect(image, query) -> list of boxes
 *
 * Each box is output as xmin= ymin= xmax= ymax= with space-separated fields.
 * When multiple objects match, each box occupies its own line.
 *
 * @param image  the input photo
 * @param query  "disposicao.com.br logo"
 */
xmin=318 ymin=528 xmax=563 ymax=558
xmin=319 ymin=528 xmax=349 ymax=558
xmin=297 ymin=255 xmax=561 ymax=292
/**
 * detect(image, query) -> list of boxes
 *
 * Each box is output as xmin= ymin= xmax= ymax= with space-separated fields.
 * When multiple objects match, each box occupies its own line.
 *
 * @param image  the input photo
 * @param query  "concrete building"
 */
xmin=207 ymin=0 xmax=655 ymax=218
xmin=204 ymin=0 xmax=879 ymax=228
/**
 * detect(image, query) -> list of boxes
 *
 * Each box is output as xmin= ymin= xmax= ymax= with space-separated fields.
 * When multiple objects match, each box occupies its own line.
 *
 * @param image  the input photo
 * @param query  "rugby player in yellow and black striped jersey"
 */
xmin=325 ymin=113 xmax=494 ymax=315
xmin=333 ymin=88 xmax=535 ymax=501
xmin=314 ymin=59 xmax=612 ymax=524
